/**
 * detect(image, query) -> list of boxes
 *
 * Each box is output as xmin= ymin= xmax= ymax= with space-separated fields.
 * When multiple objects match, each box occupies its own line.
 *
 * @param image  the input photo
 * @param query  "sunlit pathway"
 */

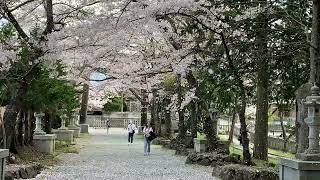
xmin=32 ymin=128 xmax=217 ymax=180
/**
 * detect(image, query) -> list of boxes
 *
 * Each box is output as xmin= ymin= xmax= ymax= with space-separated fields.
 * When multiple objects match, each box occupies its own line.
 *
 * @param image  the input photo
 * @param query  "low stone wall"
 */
xmin=5 ymin=163 xmax=42 ymax=180
xmin=248 ymin=132 xmax=296 ymax=153
xmin=234 ymin=127 xmax=296 ymax=153
xmin=267 ymin=136 xmax=296 ymax=153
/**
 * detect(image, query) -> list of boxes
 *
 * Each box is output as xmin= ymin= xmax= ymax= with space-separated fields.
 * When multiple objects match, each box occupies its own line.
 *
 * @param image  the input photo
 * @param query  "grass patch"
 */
xmin=197 ymin=132 xmax=206 ymax=140
xmin=16 ymin=146 xmax=60 ymax=167
xmin=268 ymin=148 xmax=294 ymax=158
xmin=218 ymin=135 xmax=229 ymax=141
xmin=135 ymin=134 xmax=144 ymax=139
xmin=229 ymin=144 xmax=279 ymax=168
xmin=55 ymin=141 xmax=79 ymax=154
xmin=79 ymin=133 xmax=92 ymax=139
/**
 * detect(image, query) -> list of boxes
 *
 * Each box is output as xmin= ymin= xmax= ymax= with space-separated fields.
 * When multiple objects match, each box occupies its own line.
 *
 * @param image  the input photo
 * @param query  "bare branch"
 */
xmin=44 ymin=0 xmax=54 ymax=35
xmin=9 ymin=0 xmax=37 ymax=12
xmin=116 ymin=0 xmax=133 ymax=26
xmin=2 ymin=3 xmax=29 ymax=42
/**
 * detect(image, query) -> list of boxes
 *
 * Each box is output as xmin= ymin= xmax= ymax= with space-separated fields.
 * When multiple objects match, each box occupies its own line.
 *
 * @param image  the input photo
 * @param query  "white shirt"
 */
xmin=128 ymin=123 xmax=137 ymax=133
xmin=143 ymin=127 xmax=153 ymax=137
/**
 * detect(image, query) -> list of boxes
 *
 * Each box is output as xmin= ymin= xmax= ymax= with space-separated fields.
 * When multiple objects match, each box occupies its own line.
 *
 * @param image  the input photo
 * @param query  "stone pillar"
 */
xmin=52 ymin=114 xmax=74 ymax=143
xmin=59 ymin=114 xmax=67 ymax=130
xmin=34 ymin=113 xmax=45 ymax=135
xmin=68 ymin=113 xmax=80 ymax=138
xmin=33 ymin=113 xmax=56 ymax=154
xmin=0 ymin=149 xmax=9 ymax=180
xmin=75 ymin=114 xmax=80 ymax=127
xmin=280 ymin=85 xmax=320 ymax=180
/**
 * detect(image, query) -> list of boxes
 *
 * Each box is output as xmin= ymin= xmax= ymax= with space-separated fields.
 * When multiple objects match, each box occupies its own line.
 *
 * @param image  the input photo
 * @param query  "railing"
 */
xmin=218 ymin=124 xmax=230 ymax=134
xmin=87 ymin=115 xmax=141 ymax=129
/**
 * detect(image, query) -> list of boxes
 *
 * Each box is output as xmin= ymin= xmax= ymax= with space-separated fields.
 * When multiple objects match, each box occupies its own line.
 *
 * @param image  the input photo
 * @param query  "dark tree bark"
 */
xmin=151 ymin=89 xmax=161 ymax=136
xmin=17 ymin=111 xmax=24 ymax=146
xmin=252 ymin=0 xmax=269 ymax=161
xmin=310 ymin=0 xmax=320 ymax=84
xmin=176 ymin=74 xmax=186 ymax=140
xmin=202 ymin=103 xmax=218 ymax=152
xmin=44 ymin=0 xmax=54 ymax=34
xmin=30 ymin=113 xmax=35 ymax=143
xmin=186 ymin=70 xmax=199 ymax=139
xmin=24 ymin=110 xmax=31 ymax=145
xmin=150 ymin=89 xmax=156 ymax=128
xmin=44 ymin=111 xmax=52 ymax=134
xmin=3 ymin=79 xmax=29 ymax=153
xmin=141 ymin=89 xmax=148 ymax=126
xmin=164 ymin=96 xmax=172 ymax=138
xmin=80 ymin=84 xmax=89 ymax=124
xmin=228 ymin=110 xmax=237 ymax=146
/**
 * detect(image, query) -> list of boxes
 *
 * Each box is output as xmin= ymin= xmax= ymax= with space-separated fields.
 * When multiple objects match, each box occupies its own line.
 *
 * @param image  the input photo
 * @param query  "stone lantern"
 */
xmin=68 ymin=113 xmax=77 ymax=128
xmin=59 ymin=114 xmax=68 ymax=130
xmin=279 ymin=85 xmax=320 ymax=180
xmin=300 ymin=85 xmax=320 ymax=160
xmin=34 ymin=112 xmax=46 ymax=135
xmin=68 ymin=113 xmax=81 ymax=138
xmin=209 ymin=104 xmax=218 ymax=135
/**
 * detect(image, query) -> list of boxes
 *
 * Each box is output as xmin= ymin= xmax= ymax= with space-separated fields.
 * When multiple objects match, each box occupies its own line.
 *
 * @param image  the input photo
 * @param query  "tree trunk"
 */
xmin=186 ymin=70 xmax=199 ymax=139
xmin=156 ymin=99 xmax=161 ymax=136
xmin=80 ymin=84 xmax=89 ymax=124
xmin=24 ymin=110 xmax=31 ymax=145
xmin=44 ymin=111 xmax=52 ymax=134
xmin=296 ymin=83 xmax=312 ymax=154
xmin=150 ymin=89 xmax=157 ymax=128
xmin=17 ymin=111 xmax=24 ymax=146
xmin=279 ymin=110 xmax=287 ymax=151
xmin=176 ymin=74 xmax=186 ymax=140
xmin=141 ymin=89 xmax=148 ymax=126
xmin=239 ymin=103 xmax=252 ymax=165
xmin=203 ymin=103 xmax=218 ymax=152
xmin=228 ymin=110 xmax=237 ymax=146
xmin=164 ymin=96 xmax=172 ymax=138
xmin=310 ymin=0 xmax=320 ymax=84
xmin=279 ymin=111 xmax=287 ymax=139
xmin=253 ymin=0 xmax=269 ymax=160
xmin=30 ymin=112 xmax=35 ymax=143
xmin=189 ymin=101 xmax=198 ymax=139
xmin=3 ymin=80 xmax=29 ymax=153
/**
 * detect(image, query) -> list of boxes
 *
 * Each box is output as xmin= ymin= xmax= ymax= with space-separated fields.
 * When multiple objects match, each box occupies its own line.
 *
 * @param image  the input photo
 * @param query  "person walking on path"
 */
xmin=143 ymin=122 xmax=153 ymax=156
xmin=106 ymin=120 xmax=111 ymax=134
xmin=128 ymin=120 xmax=137 ymax=145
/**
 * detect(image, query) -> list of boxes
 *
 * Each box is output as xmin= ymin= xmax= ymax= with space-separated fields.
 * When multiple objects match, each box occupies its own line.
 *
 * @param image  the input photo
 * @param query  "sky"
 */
xmin=90 ymin=72 xmax=107 ymax=86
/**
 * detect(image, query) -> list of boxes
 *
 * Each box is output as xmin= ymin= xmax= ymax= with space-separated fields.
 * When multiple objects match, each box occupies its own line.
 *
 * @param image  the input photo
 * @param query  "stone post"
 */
xmin=34 ymin=113 xmax=45 ymax=135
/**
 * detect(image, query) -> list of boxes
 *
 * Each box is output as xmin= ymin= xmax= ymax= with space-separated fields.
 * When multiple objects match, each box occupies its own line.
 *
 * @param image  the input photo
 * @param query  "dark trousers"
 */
xmin=128 ymin=133 xmax=134 ymax=143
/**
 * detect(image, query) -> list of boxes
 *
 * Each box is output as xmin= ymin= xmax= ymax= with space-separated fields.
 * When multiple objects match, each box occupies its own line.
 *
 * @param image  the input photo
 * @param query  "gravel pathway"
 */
xmin=33 ymin=128 xmax=218 ymax=180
